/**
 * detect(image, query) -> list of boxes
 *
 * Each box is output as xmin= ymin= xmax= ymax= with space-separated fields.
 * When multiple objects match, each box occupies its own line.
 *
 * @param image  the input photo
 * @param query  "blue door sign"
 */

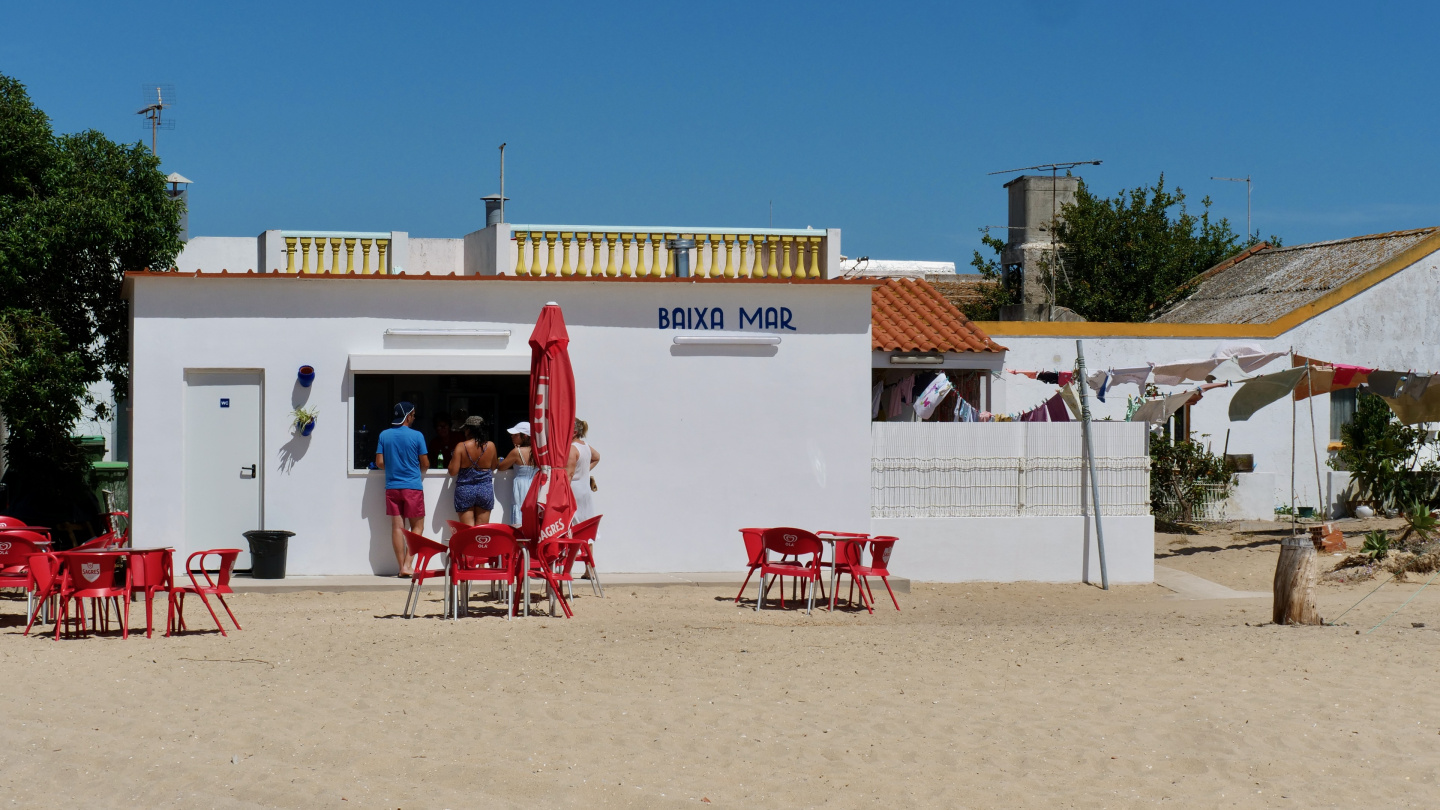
xmin=220 ymin=398 xmax=230 ymax=408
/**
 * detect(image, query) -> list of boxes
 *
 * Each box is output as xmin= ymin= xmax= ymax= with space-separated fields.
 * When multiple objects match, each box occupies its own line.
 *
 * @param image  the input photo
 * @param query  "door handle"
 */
xmin=241 ymin=464 xmax=257 ymax=478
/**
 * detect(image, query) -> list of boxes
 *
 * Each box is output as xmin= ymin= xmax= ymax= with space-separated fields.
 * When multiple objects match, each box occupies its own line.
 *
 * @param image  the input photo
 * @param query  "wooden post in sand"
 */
xmin=1273 ymin=536 xmax=1322 ymax=625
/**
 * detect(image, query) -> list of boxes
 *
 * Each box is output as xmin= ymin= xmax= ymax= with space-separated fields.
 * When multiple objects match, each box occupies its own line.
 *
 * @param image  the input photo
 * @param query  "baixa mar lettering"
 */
xmin=657 ymin=307 xmax=795 ymax=331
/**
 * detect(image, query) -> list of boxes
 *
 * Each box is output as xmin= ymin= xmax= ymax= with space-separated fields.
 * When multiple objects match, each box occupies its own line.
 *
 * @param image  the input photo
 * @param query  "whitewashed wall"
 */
xmin=127 ymin=276 xmax=872 ymax=575
xmin=991 ymin=247 xmax=1440 ymax=516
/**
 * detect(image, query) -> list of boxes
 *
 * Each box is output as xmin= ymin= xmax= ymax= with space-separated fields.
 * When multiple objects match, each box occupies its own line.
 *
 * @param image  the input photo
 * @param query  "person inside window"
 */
xmin=495 ymin=422 xmax=534 ymax=530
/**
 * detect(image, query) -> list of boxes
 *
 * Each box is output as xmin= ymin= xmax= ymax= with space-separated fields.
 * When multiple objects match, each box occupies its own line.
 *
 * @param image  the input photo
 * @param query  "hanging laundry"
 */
xmin=1127 ymin=390 xmax=1195 ymax=425
xmin=1045 ymin=393 xmax=1071 ymax=422
xmin=1292 ymin=366 xmax=1336 ymax=401
xmin=1008 ymin=370 xmax=1040 ymax=379
xmin=957 ymin=399 xmax=978 ymax=422
xmin=1402 ymin=373 xmax=1432 ymax=402
xmin=1332 ymin=363 xmax=1375 ymax=387
xmin=1108 ymin=366 xmax=1153 ymax=391
xmin=1151 ymin=358 xmax=1228 ymax=386
xmin=871 ymin=380 xmax=884 ymax=419
xmin=1036 ymin=370 xmax=1060 ymax=384
xmin=1228 ymin=367 xmax=1308 ymax=421
xmin=1234 ymin=352 xmax=1287 ymax=372
xmin=1382 ymin=384 xmax=1440 ymax=425
xmin=914 ymin=373 xmax=954 ymax=420
xmin=1366 ymin=370 xmax=1407 ymax=398
xmin=1210 ymin=342 xmax=1265 ymax=360
xmin=1209 ymin=343 xmax=1286 ymax=372
xmin=979 ymin=411 xmax=993 ymax=422
xmin=1059 ymin=384 xmax=1083 ymax=420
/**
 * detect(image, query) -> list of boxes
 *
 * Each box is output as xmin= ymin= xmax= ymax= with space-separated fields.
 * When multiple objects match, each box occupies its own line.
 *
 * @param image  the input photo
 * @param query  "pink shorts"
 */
xmin=385 ymin=489 xmax=425 ymax=518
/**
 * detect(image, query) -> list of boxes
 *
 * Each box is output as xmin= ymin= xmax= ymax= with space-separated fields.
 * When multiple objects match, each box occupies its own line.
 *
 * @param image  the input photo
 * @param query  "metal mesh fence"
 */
xmin=871 ymin=423 xmax=1151 ymax=518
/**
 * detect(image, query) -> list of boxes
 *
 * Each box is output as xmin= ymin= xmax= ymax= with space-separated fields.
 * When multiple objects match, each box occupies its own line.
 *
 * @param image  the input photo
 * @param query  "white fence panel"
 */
xmin=872 ymin=422 xmax=1151 ymax=518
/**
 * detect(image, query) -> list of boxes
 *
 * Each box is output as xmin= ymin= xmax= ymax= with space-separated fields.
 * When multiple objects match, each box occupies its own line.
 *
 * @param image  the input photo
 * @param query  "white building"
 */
xmin=119 ymin=218 xmax=1155 ymax=584
xmin=983 ymin=227 xmax=1440 ymax=519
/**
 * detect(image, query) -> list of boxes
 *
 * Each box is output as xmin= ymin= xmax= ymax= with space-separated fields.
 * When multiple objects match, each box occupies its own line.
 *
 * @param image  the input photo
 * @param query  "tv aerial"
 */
xmin=136 ymin=84 xmax=176 ymax=157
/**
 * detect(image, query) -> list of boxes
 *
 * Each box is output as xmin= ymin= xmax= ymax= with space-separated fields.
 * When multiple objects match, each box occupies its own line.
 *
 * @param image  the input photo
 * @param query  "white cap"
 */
xmin=507 ymin=421 xmax=531 ymax=436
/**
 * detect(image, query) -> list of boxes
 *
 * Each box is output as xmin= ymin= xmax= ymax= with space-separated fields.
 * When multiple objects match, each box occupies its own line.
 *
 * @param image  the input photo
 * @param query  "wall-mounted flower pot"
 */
xmin=298 ymin=365 xmax=316 ymax=387
xmin=301 ymin=418 xmax=316 ymax=436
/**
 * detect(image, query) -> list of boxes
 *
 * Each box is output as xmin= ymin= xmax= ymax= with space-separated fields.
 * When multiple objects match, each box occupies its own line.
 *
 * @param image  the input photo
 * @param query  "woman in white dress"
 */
xmin=568 ymin=418 xmax=600 ymax=525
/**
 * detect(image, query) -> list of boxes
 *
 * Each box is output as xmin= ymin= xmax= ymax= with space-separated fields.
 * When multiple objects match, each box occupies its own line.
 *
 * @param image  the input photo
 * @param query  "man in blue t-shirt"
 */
xmin=375 ymin=401 xmax=429 ymax=576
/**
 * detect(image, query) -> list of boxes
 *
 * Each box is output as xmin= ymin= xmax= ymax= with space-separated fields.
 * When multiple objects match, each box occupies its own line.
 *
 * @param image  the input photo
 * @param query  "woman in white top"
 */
xmin=568 ymin=418 xmax=600 ymax=525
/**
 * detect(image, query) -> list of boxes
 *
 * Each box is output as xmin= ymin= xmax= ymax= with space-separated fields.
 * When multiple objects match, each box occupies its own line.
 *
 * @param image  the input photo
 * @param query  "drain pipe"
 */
xmin=667 ymin=237 xmax=696 ymax=278
xmin=1075 ymin=339 xmax=1110 ymax=590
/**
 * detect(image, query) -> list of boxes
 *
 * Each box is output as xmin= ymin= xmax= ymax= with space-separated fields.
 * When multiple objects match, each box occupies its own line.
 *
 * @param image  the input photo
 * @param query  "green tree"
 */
xmin=0 ymin=73 xmax=182 ymax=522
xmin=966 ymin=231 xmax=1013 ymax=321
xmin=1051 ymin=175 xmax=1273 ymax=322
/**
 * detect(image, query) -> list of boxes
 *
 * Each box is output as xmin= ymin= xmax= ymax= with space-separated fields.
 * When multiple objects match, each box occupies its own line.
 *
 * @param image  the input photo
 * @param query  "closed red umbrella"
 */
xmin=520 ymin=302 xmax=577 ymax=543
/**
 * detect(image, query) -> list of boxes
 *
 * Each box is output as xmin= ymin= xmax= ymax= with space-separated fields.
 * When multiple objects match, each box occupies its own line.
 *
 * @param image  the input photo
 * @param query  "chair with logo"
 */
xmin=168 ymin=549 xmax=242 ymax=636
xmin=0 ymin=532 xmax=48 ymax=619
xmin=850 ymin=537 xmax=900 ymax=611
xmin=448 ymin=524 xmax=520 ymax=620
xmin=532 ymin=537 xmax=575 ymax=619
xmin=22 ymin=552 xmax=66 ymax=637
xmin=755 ymin=528 xmax=825 ymax=614
xmin=827 ymin=539 xmax=874 ymax=613
xmin=401 ymin=530 xmax=449 ymax=619
xmin=58 ymin=550 xmax=130 ymax=638
xmin=128 ymin=548 xmax=174 ymax=638
xmin=568 ymin=515 xmax=604 ymax=597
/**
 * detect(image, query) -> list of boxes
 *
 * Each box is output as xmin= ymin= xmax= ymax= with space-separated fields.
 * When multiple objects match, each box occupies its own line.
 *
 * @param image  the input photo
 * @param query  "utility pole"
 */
xmin=1212 ymin=175 xmax=1252 ymax=238
xmin=499 ymin=143 xmax=507 ymax=223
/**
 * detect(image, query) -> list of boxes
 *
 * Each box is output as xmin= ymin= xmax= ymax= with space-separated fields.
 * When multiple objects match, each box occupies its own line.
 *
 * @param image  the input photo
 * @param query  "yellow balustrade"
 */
xmin=358 ymin=239 xmax=371 ymax=273
xmin=560 ymin=232 xmax=575 ymax=276
xmin=344 ymin=238 xmax=356 ymax=273
xmin=543 ymin=232 xmax=558 ymax=276
xmin=603 ymin=233 xmax=618 ymax=277
xmin=513 ymin=232 xmax=529 ymax=276
xmin=649 ymin=234 xmax=664 ymax=277
xmin=297 ymin=237 xmax=310 ymax=273
xmin=530 ymin=232 xmax=544 ymax=277
xmin=723 ymin=234 xmax=738 ymax=278
xmin=621 ymin=233 xmax=635 ymax=277
xmin=780 ymin=235 xmax=795 ymax=278
xmin=691 ymin=235 xmax=707 ymax=278
xmin=664 ymin=234 xmax=677 ymax=276
xmin=738 ymin=236 xmax=753 ymax=277
xmin=763 ymin=235 xmax=778 ymax=278
xmin=633 ymin=233 xmax=649 ymax=276
xmin=571 ymin=233 xmax=587 ymax=276
xmin=808 ymin=235 xmax=823 ymax=278
xmin=284 ymin=237 xmax=297 ymax=273
xmin=376 ymin=239 xmax=390 ymax=275
xmin=709 ymin=236 xmax=721 ymax=279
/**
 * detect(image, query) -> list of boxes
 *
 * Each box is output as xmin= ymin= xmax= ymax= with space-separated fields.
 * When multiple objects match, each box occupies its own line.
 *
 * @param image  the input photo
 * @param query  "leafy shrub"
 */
xmin=1332 ymin=391 xmax=1440 ymax=511
xmin=1151 ymin=433 xmax=1234 ymax=523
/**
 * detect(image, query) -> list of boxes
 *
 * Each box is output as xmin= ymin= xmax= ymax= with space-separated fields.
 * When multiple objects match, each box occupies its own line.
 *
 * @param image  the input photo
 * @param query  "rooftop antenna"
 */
xmin=1211 ymin=175 xmax=1252 ymax=238
xmin=498 ymin=142 xmax=506 ymax=223
xmin=136 ymin=84 xmax=176 ymax=158
xmin=986 ymin=160 xmax=1102 ymax=311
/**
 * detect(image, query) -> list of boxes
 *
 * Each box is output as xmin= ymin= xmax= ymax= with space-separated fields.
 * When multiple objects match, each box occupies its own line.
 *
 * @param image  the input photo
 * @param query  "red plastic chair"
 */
xmin=448 ymin=525 xmax=520 ymax=620
xmin=128 ymin=549 xmax=173 ymax=638
xmin=57 ymin=550 xmax=130 ymax=638
xmin=0 ymin=516 xmax=27 ymax=528
xmin=733 ymin=528 xmax=766 ymax=604
xmin=0 ymin=533 xmax=46 ymax=616
xmin=755 ymin=528 xmax=825 ymax=614
xmin=168 ymin=549 xmax=242 ymax=636
xmin=828 ymin=540 xmax=874 ymax=613
xmin=23 ymin=553 xmax=65 ymax=637
xmin=568 ymin=515 xmax=604 ymax=597
xmin=850 ymin=537 xmax=901 ymax=611
xmin=532 ymin=538 xmax=575 ymax=619
xmin=71 ymin=530 xmax=126 ymax=552
xmin=100 ymin=512 xmax=130 ymax=541
xmin=401 ymin=530 xmax=449 ymax=619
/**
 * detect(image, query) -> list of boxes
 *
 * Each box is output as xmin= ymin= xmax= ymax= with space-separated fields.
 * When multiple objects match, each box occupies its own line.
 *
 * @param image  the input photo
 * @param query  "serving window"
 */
xmin=352 ymin=373 xmax=530 ymax=470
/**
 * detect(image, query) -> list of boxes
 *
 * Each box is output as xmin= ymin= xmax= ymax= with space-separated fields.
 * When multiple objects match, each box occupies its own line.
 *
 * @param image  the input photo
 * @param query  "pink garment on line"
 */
xmin=1332 ymin=363 xmax=1375 ymax=387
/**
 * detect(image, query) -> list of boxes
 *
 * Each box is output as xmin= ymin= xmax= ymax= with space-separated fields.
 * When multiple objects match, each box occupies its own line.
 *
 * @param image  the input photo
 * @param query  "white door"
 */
xmin=184 ymin=372 xmax=263 ymax=570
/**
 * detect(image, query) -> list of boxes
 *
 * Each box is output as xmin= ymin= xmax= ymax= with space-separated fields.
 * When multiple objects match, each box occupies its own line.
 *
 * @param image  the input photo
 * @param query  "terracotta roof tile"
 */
xmin=871 ymin=278 xmax=1005 ymax=353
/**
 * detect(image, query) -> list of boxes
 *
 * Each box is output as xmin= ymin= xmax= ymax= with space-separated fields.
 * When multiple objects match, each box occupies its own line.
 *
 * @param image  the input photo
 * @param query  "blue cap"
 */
xmin=392 ymin=401 xmax=415 ymax=426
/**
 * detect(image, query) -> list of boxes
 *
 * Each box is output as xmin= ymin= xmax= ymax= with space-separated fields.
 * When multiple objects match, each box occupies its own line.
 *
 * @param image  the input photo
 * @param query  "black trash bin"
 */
xmin=243 ymin=530 xmax=296 ymax=579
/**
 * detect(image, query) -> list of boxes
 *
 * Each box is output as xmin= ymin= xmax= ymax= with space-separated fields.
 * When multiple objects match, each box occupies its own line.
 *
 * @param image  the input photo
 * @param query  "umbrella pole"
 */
xmin=1075 ymin=340 xmax=1109 ymax=590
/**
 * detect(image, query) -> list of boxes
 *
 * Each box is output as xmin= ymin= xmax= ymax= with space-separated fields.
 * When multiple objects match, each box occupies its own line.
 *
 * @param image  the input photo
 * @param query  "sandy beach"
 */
xmin=4 ymin=530 xmax=1440 ymax=809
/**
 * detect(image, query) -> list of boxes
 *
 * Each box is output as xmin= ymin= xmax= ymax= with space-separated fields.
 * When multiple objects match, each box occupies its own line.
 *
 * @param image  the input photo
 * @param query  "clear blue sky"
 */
xmin=9 ymin=1 xmax=1439 ymax=268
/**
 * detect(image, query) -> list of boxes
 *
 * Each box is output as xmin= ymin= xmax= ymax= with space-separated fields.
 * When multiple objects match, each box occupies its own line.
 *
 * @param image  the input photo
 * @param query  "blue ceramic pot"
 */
xmin=301 ymin=418 xmax=316 ymax=436
xmin=298 ymin=365 xmax=316 ymax=387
